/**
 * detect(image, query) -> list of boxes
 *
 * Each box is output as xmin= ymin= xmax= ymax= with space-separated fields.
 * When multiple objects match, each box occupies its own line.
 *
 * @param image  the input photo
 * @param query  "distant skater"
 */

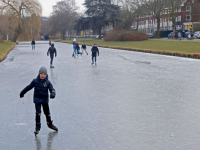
xmin=72 ymin=39 xmax=77 ymax=57
xmin=81 ymin=42 xmax=88 ymax=55
xmin=31 ymin=39 xmax=35 ymax=50
xmin=49 ymin=41 xmax=51 ymax=47
xmin=47 ymin=44 xmax=57 ymax=68
xmin=20 ymin=66 xmax=58 ymax=136
xmin=91 ymin=43 xmax=99 ymax=65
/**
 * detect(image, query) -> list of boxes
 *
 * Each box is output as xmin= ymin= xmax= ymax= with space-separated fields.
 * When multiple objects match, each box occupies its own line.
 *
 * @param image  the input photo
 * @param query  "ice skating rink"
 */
xmin=1 ymin=41 xmax=200 ymax=150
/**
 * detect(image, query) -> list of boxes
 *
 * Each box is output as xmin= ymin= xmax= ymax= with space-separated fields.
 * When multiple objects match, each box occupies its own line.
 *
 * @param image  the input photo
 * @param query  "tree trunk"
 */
xmin=62 ymin=32 xmax=65 ymax=40
xmin=172 ymin=18 xmax=176 ymax=37
xmin=136 ymin=15 xmax=139 ymax=31
xmin=157 ymin=17 xmax=160 ymax=38
xmin=12 ymin=32 xmax=19 ymax=42
xmin=69 ymin=30 xmax=71 ymax=40
xmin=98 ymin=27 xmax=102 ymax=39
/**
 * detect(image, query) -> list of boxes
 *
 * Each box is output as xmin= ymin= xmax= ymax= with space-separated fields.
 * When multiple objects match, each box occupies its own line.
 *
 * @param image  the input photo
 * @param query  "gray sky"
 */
xmin=38 ymin=0 xmax=85 ymax=17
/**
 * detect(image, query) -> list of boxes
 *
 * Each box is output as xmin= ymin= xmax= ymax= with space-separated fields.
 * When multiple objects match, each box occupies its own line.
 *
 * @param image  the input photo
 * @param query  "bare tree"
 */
xmin=141 ymin=0 xmax=167 ymax=37
xmin=166 ymin=0 xmax=183 ymax=35
xmin=49 ymin=0 xmax=79 ymax=40
xmin=0 ymin=0 xmax=42 ymax=42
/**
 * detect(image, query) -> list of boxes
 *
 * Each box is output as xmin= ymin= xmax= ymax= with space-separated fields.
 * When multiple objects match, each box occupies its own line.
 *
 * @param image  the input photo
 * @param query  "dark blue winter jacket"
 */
xmin=47 ymin=45 xmax=57 ymax=56
xmin=91 ymin=46 xmax=99 ymax=56
xmin=73 ymin=43 xmax=79 ymax=50
xmin=73 ymin=41 xmax=76 ymax=48
xmin=20 ymin=75 xmax=55 ymax=104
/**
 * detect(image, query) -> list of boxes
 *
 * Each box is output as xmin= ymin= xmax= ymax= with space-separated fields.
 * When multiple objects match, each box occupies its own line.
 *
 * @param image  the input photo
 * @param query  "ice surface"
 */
xmin=1 ymin=41 xmax=200 ymax=149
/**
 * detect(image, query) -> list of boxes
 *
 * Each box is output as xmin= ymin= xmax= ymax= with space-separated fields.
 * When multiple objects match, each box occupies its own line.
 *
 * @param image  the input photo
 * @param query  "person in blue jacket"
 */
xmin=20 ymin=66 xmax=58 ymax=136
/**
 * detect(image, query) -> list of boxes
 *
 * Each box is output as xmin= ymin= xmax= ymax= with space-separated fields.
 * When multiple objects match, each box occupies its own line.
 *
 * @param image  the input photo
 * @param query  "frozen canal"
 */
xmin=1 ymin=41 xmax=200 ymax=150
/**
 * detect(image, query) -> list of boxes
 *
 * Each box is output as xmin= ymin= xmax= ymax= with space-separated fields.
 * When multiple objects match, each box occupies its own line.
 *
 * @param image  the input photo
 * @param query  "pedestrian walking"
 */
xmin=91 ymin=43 xmax=99 ymax=65
xmin=19 ymin=66 xmax=58 ymax=136
xmin=47 ymin=44 xmax=57 ymax=68
xmin=31 ymin=39 xmax=35 ymax=50
xmin=81 ymin=42 xmax=88 ymax=55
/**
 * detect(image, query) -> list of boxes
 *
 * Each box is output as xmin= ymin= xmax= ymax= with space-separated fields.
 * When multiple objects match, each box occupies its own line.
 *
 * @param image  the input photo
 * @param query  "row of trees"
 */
xmin=0 ymin=0 xmax=191 ymax=41
xmin=0 ymin=0 xmax=42 ymax=42
xmin=73 ymin=0 xmax=185 ymax=38
xmin=40 ymin=0 xmax=200 ymax=40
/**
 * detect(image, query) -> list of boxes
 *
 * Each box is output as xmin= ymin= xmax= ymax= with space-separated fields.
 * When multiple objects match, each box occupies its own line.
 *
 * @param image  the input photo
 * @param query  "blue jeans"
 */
xmin=73 ymin=47 xmax=77 ymax=56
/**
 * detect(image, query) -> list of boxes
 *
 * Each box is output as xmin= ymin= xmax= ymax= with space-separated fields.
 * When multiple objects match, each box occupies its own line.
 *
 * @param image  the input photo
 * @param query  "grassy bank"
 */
xmin=0 ymin=41 xmax=16 ymax=62
xmin=52 ymin=39 xmax=200 ymax=59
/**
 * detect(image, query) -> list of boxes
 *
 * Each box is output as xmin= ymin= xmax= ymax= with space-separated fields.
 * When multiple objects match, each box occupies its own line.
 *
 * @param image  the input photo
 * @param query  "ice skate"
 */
xmin=95 ymin=62 xmax=97 ymax=66
xmin=50 ymin=64 xmax=52 ymax=68
xmin=91 ymin=62 xmax=94 ymax=65
xmin=34 ymin=128 xmax=40 ymax=136
xmin=34 ymin=123 xmax=41 ymax=136
xmin=47 ymin=121 xmax=58 ymax=131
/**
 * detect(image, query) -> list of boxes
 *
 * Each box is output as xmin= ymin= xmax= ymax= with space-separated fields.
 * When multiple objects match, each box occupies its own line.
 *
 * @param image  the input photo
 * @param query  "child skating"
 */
xmin=91 ymin=43 xmax=99 ymax=65
xmin=19 ymin=66 xmax=58 ymax=136
xmin=47 ymin=43 xmax=57 ymax=68
xmin=81 ymin=42 xmax=88 ymax=55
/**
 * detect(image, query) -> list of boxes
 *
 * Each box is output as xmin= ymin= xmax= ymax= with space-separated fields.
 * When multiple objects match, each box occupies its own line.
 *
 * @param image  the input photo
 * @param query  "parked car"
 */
xmin=168 ymin=32 xmax=173 ymax=38
xmin=95 ymin=35 xmax=104 ymax=39
xmin=194 ymin=31 xmax=200 ymax=39
xmin=146 ymin=33 xmax=154 ymax=38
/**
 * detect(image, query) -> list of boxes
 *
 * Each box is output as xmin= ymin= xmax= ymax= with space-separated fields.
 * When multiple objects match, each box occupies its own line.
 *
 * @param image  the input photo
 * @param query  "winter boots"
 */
xmin=47 ymin=121 xmax=58 ymax=131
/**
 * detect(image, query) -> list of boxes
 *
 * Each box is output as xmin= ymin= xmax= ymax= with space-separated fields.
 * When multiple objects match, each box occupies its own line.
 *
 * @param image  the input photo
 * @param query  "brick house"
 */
xmin=132 ymin=0 xmax=200 ymax=33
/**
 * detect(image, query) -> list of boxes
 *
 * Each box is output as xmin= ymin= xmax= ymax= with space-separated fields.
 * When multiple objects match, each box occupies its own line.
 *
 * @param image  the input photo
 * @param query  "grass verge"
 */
xmin=0 ymin=41 xmax=16 ymax=62
xmin=52 ymin=39 xmax=200 ymax=59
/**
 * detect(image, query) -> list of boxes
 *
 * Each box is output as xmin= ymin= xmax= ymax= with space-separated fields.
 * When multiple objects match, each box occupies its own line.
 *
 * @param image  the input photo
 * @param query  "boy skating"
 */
xmin=47 ymin=44 xmax=57 ymax=68
xmin=91 ymin=43 xmax=99 ymax=65
xmin=81 ymin=42 xmax=88 ymax=55
xmin=20 ymin=66 xmax=58 ymax=136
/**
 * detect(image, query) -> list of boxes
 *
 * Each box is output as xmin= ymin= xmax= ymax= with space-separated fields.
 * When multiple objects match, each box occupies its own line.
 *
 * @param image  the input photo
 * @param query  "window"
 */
xmin=186 ymin=15 xmax=191 ymax=21
xmin=186 ymin=6 xmax=191 ymax=11
xmin=178 ymin=16 xmax=181 ymax=21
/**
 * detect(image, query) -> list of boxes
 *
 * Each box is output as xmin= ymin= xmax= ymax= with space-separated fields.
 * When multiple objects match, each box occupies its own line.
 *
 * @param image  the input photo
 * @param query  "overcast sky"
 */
xmin=38 ymin=0 xmax=85 ymax=17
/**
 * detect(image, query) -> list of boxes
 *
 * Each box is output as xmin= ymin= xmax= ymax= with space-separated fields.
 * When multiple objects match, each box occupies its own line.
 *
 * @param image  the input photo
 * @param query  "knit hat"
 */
xmin=39 ymin=66 xmax=47 ymax=74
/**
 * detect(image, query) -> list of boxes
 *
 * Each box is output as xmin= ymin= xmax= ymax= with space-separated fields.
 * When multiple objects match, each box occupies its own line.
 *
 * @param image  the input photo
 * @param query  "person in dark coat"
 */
xmin=72 ymin=39 xmax=77 ymax=57
xmin=31 ymin=39 xmax=35 ymax=50
xmin=91 ymin=43 xmax=99 ymax=65
xmin=20 ymin=66 xmax=58 ymax=135
xmin=47 ymin=44 xmax=57 ymax=68
xmin=81 ymin=42 xmax=88 ymax=55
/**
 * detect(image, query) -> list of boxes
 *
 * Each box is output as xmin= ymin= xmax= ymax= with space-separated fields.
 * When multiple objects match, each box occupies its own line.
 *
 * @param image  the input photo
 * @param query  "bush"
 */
xmin=104 ymin=29 xmax=148 ymax=41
